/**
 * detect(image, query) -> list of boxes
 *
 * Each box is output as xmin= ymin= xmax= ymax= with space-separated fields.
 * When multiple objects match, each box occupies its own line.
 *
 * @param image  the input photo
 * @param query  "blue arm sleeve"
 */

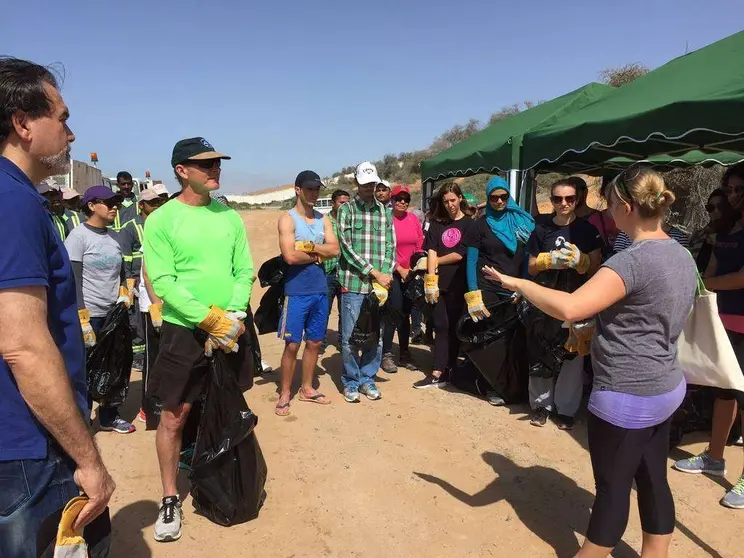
xmin=466 ymin=246 xmax=479 ymax=292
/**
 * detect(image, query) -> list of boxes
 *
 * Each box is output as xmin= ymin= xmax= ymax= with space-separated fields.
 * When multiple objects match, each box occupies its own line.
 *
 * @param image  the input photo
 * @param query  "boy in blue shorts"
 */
xmin=276 ymin=171 xmax=339 ymax=416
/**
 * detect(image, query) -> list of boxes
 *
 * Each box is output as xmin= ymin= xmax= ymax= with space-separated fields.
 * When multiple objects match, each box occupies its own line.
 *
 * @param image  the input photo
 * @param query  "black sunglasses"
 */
xmin=393 ymin=196 xmax=411 ymax=203
xmin=551 ymin=195 xmax=577 ymax=205
xmin=184 ymin=159 xmax=221 ymax=170
xmin=92 ymin=198 xmax=120 ymax=209
xmin=489 ymin=193 xmax=509 ymax=203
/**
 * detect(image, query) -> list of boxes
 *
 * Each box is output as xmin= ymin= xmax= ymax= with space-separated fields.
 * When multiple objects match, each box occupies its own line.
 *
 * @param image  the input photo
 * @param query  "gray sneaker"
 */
xmin=722 ymin=475 xmax=744 ymax=509
xmin=360 ymin=383 xmax=382 ymax=400
xmin=673 ymin=451 xmax=726 ymax=476
xmin=343 ymin=387 xmax=361 ymax=403
xmin=154 ymin=496 xmax=182 ymax=542
xmin=381 ymin=353 xmax=398 ymax=374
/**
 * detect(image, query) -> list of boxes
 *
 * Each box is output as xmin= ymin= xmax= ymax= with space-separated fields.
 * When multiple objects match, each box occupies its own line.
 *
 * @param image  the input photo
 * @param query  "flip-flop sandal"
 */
xmin=298 ymin=392 xmax=331 ymax=405
xmin=275 ymin=402 xmax=291 ymax=416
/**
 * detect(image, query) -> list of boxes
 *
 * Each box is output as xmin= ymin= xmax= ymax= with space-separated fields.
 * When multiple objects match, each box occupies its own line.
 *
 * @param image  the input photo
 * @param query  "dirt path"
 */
xmin=97 ymin=210 xmax=741 ymax=557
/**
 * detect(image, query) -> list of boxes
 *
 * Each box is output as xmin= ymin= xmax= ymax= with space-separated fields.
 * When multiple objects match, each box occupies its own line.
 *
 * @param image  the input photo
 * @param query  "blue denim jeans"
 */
xmin=325 ymin=274 xmax=342 ymax=340
xmin=0 ymin=443 xmax=110 ymax=557
xmin=340 ymin=292 xmax=382 ymax=391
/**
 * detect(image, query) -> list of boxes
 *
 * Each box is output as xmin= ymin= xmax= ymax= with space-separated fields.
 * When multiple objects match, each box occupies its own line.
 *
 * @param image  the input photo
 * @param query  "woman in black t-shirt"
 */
xmin=525 ymin=179 xmax=602 ymax=429
xmin=414 ymin=182 xmax=473 ymax=389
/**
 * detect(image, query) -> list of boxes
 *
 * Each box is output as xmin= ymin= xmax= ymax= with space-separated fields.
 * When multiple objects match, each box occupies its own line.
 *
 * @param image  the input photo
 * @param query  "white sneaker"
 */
xmin=261 ymin=360 xmax=273 ymax=373
xmin=154 ymin=496 xmax=182 ymax=542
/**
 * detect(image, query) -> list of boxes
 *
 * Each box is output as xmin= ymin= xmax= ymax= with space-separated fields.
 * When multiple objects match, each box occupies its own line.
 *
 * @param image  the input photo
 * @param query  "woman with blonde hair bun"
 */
xmin=482 ymin=166 xmax=697 ymax=557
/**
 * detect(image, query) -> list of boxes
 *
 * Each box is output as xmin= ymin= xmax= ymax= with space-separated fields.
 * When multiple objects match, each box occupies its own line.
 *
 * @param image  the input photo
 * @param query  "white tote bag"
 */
xmin=677 ymin=273 xmax=744 ymax=392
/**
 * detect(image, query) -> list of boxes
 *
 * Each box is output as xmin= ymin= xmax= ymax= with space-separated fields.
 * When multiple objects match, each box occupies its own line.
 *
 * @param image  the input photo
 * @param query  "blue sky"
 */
xmin=3 ymin=1 xmax=742 ymax=192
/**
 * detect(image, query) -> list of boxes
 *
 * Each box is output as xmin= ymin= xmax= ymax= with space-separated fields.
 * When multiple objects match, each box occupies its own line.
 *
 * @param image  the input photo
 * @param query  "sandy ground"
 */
xmin=97 ymin=209 xmax=741 ymax=558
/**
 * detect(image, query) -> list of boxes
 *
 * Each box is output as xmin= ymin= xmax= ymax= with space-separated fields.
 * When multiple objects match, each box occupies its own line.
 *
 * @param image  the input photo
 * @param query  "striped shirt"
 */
xmin=337 ymin=195 xmax=396 ymax=293
xmin=613 ymin=227 xmax=690 ymax=252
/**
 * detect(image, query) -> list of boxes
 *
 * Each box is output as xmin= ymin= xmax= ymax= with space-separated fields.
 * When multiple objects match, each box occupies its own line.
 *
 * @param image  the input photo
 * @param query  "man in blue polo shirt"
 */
xmin=0 ymin=57 xmax=114 ymax=556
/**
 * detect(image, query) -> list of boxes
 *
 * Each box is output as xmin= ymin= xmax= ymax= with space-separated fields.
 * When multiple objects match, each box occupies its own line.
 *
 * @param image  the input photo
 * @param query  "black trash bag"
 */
xmin=668 ymin=385 xmax=742 ymax=450
xmin=257 ymin=255 xmax=286 ymax=288
xmin=404 ymin=274 xmax=433 ymax=322
xmin=350 ymin=292 xmax=381 ymax=350
xmin=87 ymin=303 xmax=133 ymax=407
xmin=244 ymin=307 xmax=263 ymax=382
xmin=449 ymin=359 xmax=492 ymax=397
xmin=457 ymin=299 xmax=528 ymax=403
xmin=254 ymin=283 xmax=284 ymax=334
xmin=380 ymin=295 xmax=403 ymax=328
xmin=189 ymin=352 xmax=268 ymax=526
xmin=517 ymin=298 xmax=567 ymax=379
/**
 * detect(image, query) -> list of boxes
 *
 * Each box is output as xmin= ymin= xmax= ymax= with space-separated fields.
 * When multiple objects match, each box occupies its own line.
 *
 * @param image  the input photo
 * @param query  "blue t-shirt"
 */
xmin=284 ymin=208 xmax=328 ymax=296
xmin=0 ymin=157 xmax=87 ymax=461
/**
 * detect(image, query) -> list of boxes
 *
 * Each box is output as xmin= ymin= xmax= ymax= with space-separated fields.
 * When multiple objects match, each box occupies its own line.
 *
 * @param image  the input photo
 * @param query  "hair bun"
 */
xmin=656 ymin=189 xmax=676 ymax=209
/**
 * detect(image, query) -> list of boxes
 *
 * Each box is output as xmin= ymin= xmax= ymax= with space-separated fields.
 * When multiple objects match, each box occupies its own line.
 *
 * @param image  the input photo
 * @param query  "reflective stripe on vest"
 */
xmin=52 ymin=215 xmax=66 ymax=241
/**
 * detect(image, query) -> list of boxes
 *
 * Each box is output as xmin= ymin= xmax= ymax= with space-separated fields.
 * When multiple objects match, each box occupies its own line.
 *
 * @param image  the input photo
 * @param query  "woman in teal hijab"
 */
xmin=463 ymin=176 xmax=534 ymax=320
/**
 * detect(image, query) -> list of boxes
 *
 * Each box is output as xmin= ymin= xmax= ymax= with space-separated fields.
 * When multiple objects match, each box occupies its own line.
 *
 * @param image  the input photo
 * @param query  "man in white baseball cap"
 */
xmin=354 ymin=161 xmax=382 ymax=186
xmin=375 ymin=179 xmax=392 ymax=207
xmin=61 ymin=188 xmax=83 ymax=233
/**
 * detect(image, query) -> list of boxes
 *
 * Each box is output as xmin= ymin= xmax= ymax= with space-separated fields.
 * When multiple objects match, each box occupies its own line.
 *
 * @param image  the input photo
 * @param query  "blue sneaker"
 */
xmin=673 ymin=451 xmax=726 ymax=476
xmin=360 ymin=383 xmax=382 ymax=401
xmin=343 ymin=387 xmax=361 ymax=403
xmin=722 ymin=475 xmax=744 ymax=509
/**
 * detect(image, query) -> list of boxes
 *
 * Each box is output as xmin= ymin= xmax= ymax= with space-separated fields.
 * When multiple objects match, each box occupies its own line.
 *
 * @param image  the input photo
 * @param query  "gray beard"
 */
xmin=40 ymin=149 xmax=71 ymax=176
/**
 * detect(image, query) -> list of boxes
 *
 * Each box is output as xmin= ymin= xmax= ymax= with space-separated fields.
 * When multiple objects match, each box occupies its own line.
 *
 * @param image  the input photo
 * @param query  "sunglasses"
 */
xmin=393 ymin=196 xmax=410 ymax=204
xmin=185 ymin=159 xmax=221 ymax=170
xmin=93 ymin=198 xmax=120 ymax=209
xmin=551 ymin=195 xmax=577 ymax=205
xmin=489 ymin=193 xmax=509 ymax=203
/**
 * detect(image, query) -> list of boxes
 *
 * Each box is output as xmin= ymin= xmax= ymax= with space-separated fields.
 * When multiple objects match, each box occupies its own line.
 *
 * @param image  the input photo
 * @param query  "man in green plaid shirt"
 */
xmin=336 ymin=162 xmax=396 ymax=403
xmin=322 ymin=189 xmax=350 ymax=350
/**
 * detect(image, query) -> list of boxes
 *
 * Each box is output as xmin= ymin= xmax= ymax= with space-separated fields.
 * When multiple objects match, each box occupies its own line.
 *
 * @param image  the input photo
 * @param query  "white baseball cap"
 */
xmin=378 ymin=179 xmax=391 ymax=189
xmin=37 ymin=179 xmax=60 ymax=195
xmin=355 ymin=161 xmax=381 ymax=185
xmin=152 ymin=183 xmax=169 ymax=196
xmin=61 ymin=187 xmax=80 ymax=200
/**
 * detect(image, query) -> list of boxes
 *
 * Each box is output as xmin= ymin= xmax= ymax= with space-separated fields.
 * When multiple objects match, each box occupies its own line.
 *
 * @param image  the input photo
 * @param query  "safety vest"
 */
xmin=121 ymin=218 xmax=144 ymax=264
xmin=51 ymin=214 xmax=66 ymax=242
xmin=63 ymin=209 xmax=81 ymax=229
xmin=114 ymin=198 xmax=140 ymax=231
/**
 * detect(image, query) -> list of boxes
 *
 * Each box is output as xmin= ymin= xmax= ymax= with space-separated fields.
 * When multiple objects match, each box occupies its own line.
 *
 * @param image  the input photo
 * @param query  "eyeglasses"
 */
xmin=550 ymin=195 xmax=577 ymax=205
xmin=93 ymin=198 xmax=120 ymax=209
xmin=489 ymin=193 xmax=509 ymax=203
xmin=185 ymin=159 xmax=221 ymax=170
xmin=393 ymin=196 xmax=410 ymax=204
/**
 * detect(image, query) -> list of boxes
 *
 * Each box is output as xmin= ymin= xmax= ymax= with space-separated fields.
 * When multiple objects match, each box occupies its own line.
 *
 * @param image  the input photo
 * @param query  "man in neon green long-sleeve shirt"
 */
xmin=143 ymin=137 xmax=254 ymax=543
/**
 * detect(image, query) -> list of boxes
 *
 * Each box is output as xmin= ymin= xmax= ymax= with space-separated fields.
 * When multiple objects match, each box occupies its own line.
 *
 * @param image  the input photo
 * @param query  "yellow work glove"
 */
xmin=372 ymin=282 xmax=388 ymax=305
xmin=78 ymin=308 xmax=96 ymax=348
xmin=149 ymin=302 xmax=163 ymax=330
xmin=126 ymin=277 xmax=137 ymax=299
xmin=564 ymin=322 xmax=579 ymax=353
xmin=572 ymin=318 xmax=595 ymax=356
xmin=294 ymin=240 xmax=315 ymax=253
xmin=198 ymin=306 xmax=247 ymax=355
xmin=558 ymin=242 xmax=591 ymax=275
xmin=424 ymin=274 xmax=439 ymax=304
xmin=535 ymin=251 xmax=570 ymax=272
xmin=117 ymin=285 xmax=132 ymax=308
xmin=464 ymin=290 xmax=491 ymax=322
xmin=54 ymin=496 xmax=88 ymax=557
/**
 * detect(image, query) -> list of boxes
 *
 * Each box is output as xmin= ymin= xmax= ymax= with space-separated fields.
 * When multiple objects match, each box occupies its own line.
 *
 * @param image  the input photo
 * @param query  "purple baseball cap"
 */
xmin=81 ymin=185 xmax=122 ymax=207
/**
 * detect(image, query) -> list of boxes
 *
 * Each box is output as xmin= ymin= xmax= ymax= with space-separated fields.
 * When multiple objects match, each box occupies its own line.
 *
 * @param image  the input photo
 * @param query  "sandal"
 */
xmin=298 ymin=391 xmax=331 ymax=405
xmin=275 ymin=401 xmax=291 ymax=416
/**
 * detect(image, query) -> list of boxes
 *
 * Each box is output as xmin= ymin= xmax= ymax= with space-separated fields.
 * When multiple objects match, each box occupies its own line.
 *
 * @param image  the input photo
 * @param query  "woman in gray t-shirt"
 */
xmin=483 ymin=167 xmax=697 ymax=558
xmin=65 ymin=186 xmax=135 ymax=435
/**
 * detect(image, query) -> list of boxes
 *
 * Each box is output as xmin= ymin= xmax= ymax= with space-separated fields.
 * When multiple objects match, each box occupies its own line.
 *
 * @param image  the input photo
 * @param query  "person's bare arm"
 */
xmin=437 ymin=253 xmax=463 ymax=266
xmin=587 ymin=249 xmax=602 ymax=277
xmin=483 ymin=266 xmax=627 ymax=322
xmin=427 ymin=249 xmax=438 ymax=275
xmin=527 ymin=254 xmax=540 ymax=277
xmin=278 ymin=213 xmax=316 ymax=265
xmin=0 ymin=286 xmax=114 ymax=529
xmin=311 ymin=216 xmax=340 ymax=258
xmin=703 ymin=251 xmax=744 ymax=290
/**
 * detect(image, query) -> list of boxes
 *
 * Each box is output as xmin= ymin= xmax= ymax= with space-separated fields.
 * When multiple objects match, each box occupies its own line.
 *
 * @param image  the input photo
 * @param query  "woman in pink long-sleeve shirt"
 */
xmin=381 ymin=185 xmax=424 ymax=373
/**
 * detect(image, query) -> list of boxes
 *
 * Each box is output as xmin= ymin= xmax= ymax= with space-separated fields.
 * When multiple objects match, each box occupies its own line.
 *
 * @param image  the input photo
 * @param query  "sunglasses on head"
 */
xmin=185 ymin=159 xmax=221 ymax=170
xmin=393 ymin=196 xmax=410 ymax=204
xmin=489 ymin=193 xmax=509 ymax=203
xmin=551 ymin=195 xmax=577 ymax=205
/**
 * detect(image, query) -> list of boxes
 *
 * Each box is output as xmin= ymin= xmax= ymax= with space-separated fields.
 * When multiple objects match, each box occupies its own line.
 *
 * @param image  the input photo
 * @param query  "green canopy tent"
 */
xmin=521 ymin=30 xmax=744 ymax=172
xmin=420 ymin=82 xmax=613 ymax=183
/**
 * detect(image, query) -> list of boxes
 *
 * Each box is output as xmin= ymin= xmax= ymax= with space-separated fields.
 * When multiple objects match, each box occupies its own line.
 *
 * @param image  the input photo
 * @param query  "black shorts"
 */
xmin=149 ymin=321 xmax=253 ymax=409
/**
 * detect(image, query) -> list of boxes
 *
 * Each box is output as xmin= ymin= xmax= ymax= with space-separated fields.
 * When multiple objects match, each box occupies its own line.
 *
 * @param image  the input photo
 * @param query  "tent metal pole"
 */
xmin=509 ymin=169 xmax=518 ymax=200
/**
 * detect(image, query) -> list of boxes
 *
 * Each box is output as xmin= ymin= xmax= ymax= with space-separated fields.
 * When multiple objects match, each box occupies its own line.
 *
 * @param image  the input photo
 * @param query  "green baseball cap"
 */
xmin=463 ymin=193 xmax=478 ymax=206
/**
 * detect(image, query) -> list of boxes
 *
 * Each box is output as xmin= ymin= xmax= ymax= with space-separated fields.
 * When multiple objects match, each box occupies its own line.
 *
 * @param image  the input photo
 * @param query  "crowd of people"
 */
xmin=2 ymin=55 xmax=744 ymax=558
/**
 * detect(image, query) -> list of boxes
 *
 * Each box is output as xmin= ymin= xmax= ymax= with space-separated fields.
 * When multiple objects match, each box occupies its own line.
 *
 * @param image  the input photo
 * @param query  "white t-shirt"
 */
xmin=139 ymin=246 xmax=152 ymax=312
